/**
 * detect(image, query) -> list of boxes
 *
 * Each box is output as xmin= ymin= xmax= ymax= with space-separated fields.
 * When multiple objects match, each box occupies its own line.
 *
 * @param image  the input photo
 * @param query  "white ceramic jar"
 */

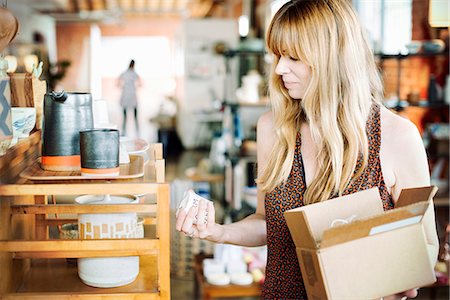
xmin=76 ymin=194 xmax=139 ymax=288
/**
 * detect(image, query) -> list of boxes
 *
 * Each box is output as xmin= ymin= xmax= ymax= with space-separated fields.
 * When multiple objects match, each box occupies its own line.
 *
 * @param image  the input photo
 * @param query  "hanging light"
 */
xmin=4 ymin=55 xmax=17 ymax=72
xmin=23 ymin=54 xmax=38 ymax=73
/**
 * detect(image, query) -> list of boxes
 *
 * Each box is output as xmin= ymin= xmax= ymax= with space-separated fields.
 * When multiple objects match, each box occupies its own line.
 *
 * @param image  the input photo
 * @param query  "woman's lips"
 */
xmin=283 ymin=81 xmax=297 ymax=89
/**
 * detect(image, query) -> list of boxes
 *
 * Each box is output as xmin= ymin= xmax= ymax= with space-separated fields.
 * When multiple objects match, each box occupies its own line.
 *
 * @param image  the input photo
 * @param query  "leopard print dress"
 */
xmin=262 ymin=104 xmax=394 ymax=299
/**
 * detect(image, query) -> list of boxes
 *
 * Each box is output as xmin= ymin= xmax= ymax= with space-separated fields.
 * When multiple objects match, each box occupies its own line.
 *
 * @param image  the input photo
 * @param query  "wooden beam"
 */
xmin=0 ymin=239 xmax=159 ymax=253
xmin=11 ymin=204 xmax=156 ymax=215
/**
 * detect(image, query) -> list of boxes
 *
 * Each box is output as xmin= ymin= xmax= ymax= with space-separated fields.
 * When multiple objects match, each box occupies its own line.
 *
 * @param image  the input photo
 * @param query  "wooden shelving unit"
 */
xmin=0 ymin=131 xmax=170 ymax=299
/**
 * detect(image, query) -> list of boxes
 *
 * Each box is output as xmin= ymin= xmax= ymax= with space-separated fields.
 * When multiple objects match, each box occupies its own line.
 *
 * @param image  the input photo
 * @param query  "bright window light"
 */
xmin=239 ymin=15 xmax=250 ymax=37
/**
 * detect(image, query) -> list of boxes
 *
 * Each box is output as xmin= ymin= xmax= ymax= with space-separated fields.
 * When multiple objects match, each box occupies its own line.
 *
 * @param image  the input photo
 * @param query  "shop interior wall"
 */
xmin=382 ymin=0 xmax=448 ymax=101
xmin=55 ymin=17 xmax=182 ymax=93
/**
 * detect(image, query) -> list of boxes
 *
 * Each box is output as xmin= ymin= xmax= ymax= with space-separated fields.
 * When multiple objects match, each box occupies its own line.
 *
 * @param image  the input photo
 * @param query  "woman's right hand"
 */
xmin=175 ymin=197 xmax=223 ymax=242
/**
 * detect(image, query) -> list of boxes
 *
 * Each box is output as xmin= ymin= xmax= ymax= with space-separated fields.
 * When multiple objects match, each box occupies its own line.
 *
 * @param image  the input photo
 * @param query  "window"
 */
xmin=353 ymin=0 xmax=412 ymax=55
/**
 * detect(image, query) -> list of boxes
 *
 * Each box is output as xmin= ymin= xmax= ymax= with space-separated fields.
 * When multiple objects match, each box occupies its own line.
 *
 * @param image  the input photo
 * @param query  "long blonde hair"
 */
xmin=257 ymin=0 xmax=384 ymax=204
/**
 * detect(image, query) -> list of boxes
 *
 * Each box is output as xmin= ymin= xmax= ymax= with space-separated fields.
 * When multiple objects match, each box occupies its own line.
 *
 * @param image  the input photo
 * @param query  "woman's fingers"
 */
xmin=180 ymin=205 xmax=197 ymax=235
xmin=206 ymin=200 xmax=215 ymax=229
xmin=196 ymin=199 xmax=208 ymax=228
xmin=404 ymin=288 xmax=418 ymax=298
xmin=383 ymin=288 xmax=419 ymax=300
xmin=175 ymin=207 xmax=186 ymax=231
xmin=176 ymin=196 xmax=215 ymax=240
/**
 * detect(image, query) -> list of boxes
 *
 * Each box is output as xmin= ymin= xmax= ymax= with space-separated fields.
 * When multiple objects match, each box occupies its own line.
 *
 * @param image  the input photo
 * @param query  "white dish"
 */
xmin=120 ymin=136 xmax=149 ymax=155
xmin=206 ymin=273 xmax=231 ymax=286
xmin=230 ymin=272 xmax=253 ymax=286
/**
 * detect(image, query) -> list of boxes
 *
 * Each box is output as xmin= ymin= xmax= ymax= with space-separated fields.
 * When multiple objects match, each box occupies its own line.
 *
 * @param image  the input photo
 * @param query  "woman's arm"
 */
xmin=381 ymin=107 xmax=438 ymax=251
xmin=175 ymin=111 xmax=275 ymax=247
xmin=380 ymin=107 xmax=439 ymax=300
xmin=213 ymin=111 xmax=274 ymax=246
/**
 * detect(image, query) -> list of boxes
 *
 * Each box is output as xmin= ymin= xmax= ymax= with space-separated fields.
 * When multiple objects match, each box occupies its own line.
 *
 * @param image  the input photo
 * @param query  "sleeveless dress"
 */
xmin=262 ymin=104 xmax=394 ymax=299
xmin=119 ymin=69 xmax=139 ymax=109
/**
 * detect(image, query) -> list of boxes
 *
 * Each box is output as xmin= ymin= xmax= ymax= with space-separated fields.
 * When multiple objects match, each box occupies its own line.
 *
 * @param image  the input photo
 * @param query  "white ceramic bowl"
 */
xmin=11 ymin=107 xmax=36 ymax=139
xmin=405 ymin=41 xmax=422 ymax=54
xmin=423 ymin=39 xmax=445 ymax=54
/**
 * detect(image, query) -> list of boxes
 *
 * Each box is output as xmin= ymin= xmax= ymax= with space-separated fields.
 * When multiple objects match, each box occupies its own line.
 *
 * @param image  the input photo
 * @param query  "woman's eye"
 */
xmin=289 ymin=56 xmax=299 ymax=61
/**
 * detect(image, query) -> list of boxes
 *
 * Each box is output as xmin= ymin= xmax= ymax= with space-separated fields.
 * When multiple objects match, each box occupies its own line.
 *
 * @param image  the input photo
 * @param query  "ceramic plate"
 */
xmin=120 ymin=137 xmax=150 ymax=155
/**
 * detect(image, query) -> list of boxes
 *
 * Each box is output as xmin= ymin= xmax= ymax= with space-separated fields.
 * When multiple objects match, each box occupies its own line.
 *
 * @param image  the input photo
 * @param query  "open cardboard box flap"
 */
xmin=284 ymin=188 xmax=383 ymax=250
xmin=284 ymin=186 xmax=438 ymax=250
xmin=321 ymin=186 xmax=438 ymax=248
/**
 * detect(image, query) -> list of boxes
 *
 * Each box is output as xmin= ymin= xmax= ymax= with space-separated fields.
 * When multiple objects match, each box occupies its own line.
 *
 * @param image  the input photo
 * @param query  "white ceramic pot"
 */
xmin=75 ymin=194 xmax=139 ymax=288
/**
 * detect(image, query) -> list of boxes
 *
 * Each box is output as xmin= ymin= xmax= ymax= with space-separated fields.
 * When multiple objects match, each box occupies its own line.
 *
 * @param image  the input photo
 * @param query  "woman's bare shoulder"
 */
xmin=380 ymin=106 xmax=422 ymax=146
xmin=379 ymin=105 xmax=429 ymax=199
xmin=257 ymin=111 xmax=276 ymax=159
xmin=257 ymin=111 xmax=274 ymax=130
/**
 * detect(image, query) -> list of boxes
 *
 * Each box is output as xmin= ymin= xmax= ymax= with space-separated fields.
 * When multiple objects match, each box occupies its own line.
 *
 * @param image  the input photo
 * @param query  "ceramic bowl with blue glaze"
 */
xmin=11 ymin=107 xmax=36 ymax=139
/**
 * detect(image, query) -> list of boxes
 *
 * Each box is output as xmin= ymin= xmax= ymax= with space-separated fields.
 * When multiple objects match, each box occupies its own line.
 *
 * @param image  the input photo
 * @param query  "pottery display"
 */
xmin=41 ymin=91 xmax=93 ymax=171
xmin=9 ymin=73 xmax=47 ymax=130
xmin=92 ymin=99 xmax=117 ymax=129
xmin=11 ymin=107 xmax=36 ymax=145
xmin=60 ymin=223 xmax=79 ymax=239
xmin=405 ymin=41 xmax=422 ymax=54
xmin=119 ymin=136 xmax=149 ymax=164
xmin=423 ymin=39 xmax=445 ymax=54
xmin=236 ymin=70 xmax=262 ymax=103
xmin=76 ymin=194 xmax=139 ymax=288
xmin=79 ymin=129 xmax=120 ymax=176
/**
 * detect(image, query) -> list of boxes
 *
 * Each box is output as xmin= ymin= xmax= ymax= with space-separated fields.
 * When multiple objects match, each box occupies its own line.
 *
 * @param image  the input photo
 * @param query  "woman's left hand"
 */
xmin=383 ymin=288 xmax=419 ymax=300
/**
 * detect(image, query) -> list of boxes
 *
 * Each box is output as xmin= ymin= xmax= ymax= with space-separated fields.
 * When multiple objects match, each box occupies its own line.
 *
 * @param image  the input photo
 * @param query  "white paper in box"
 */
xmin=284 ymin=186 xmax=438 ymax=300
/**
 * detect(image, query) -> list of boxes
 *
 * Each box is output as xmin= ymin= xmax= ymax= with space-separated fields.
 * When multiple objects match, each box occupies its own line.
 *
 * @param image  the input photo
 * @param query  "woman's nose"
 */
xmin=275 ymin=57 xmax=289 ymax=75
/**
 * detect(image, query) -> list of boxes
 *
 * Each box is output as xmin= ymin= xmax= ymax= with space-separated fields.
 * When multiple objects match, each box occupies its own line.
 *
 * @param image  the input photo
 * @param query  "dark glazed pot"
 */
xmin=41 ymin=91 xmax=93 ymax=171
xmin=80 ymin=129 xmax=119 ymax=175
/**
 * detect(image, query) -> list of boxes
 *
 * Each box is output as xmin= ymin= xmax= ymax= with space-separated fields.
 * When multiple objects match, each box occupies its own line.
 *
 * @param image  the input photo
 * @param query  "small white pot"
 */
xmin=75 ymin=194 xmax=139 ymax=288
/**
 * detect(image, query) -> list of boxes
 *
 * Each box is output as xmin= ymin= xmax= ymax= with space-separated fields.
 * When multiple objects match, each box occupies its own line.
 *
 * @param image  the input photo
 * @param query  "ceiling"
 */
xmin=10 ymin=0 xmax=230 ymax=21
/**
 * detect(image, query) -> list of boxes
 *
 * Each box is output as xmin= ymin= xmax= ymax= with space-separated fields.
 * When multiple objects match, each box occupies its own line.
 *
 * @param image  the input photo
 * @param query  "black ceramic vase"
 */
xmin=41 ymin=91 xmax=93 ymax=171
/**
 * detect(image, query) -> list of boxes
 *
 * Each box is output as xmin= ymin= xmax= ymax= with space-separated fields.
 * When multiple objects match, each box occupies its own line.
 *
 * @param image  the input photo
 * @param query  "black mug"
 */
xmin=80 ymin=129 xmax=120 ymax=176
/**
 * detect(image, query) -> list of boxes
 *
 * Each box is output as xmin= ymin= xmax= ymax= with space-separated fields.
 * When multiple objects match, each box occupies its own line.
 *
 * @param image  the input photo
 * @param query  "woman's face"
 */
xmin=275 ymin=55 xmax=311 ymax=100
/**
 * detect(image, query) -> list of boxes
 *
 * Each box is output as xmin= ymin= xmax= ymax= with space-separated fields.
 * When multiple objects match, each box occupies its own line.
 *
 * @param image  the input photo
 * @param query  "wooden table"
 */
xmin=194 ymin=254 xmax=262 ymax=300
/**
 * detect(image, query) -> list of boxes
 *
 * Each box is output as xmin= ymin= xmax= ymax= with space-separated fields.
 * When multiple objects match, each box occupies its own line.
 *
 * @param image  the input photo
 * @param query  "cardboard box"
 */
xmin=284 ymin=186 xmax=438 ymax=300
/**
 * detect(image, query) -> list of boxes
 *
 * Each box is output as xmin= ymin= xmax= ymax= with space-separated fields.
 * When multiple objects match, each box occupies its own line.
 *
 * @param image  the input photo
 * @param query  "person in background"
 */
xmin=117 ymin=59 xmax=141 ymax=136
xmin=176 ymin=1 xmax=439 ymax=299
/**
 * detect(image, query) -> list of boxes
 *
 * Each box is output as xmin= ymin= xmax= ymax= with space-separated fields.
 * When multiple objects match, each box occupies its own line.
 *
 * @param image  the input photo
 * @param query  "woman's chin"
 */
xmin=288 ymin=91 xmax=302 ymax=100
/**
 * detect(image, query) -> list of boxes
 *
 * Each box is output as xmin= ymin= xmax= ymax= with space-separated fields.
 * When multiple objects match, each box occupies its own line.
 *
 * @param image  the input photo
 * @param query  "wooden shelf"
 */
xmin=185 ymin=167 xmax=224 ymax=183
xmin=0 ymin=133 xmax=170 ymax=299
xmin=194 ymin=254 xmax=262 ymax=299
xmin=3 ymin=256 xmax=159 ymax=299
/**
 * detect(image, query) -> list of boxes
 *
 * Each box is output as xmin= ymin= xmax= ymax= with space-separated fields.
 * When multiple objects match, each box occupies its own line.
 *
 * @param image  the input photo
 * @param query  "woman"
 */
xmin=117 ymin=59 xmax=141 ymax=136
xmin=176 ymin=0 xmax=439 ymax=299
